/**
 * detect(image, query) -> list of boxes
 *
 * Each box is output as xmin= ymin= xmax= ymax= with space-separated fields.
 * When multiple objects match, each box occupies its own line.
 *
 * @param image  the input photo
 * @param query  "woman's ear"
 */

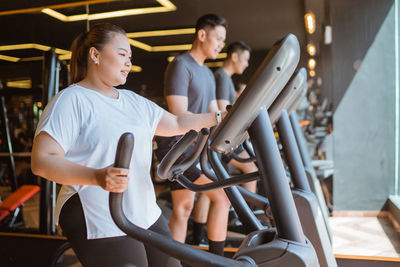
xmin=88 ymin=47 xmax=100 ymax=65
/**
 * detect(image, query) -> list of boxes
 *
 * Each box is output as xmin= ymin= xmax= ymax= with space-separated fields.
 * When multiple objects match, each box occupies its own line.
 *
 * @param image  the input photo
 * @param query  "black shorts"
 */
xmin=59 ymin=193 xmax=180 ymax=267
xmin=221 ymin=144 xmax=245 ymax=163
xmin=155 ymin=136 xmax=202 ymax=191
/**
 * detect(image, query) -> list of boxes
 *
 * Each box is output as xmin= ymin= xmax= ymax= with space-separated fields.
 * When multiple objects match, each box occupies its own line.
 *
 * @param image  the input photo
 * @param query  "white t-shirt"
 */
xmin=35 ymin=84 xmax=164 ymax=239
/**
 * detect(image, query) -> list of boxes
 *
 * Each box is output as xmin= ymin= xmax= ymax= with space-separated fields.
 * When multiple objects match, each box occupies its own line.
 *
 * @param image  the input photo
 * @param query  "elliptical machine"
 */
xmin=109 ymin=34 xmax=319 ymax=267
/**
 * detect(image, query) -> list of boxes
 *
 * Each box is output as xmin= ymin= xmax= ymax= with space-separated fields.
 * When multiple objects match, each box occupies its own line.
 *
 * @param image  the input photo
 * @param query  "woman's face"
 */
xmin=95 ymin=33 xmax=132 ymax=86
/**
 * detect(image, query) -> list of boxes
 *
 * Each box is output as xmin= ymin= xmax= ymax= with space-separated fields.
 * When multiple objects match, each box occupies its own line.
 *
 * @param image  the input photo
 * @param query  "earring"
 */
xmin=95 ymin=60 xmax=99 ymax=65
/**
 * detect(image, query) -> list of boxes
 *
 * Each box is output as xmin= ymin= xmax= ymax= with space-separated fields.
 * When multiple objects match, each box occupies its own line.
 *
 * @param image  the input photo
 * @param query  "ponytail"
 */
xmin=69 ymin=31 xmax=89 ymax=84
xmin=69 ymin=23 xmax=126 ymax=85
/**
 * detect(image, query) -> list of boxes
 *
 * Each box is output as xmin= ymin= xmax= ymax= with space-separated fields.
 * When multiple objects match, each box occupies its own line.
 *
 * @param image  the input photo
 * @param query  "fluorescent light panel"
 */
xmin=127 ymin=27 xmax=196 ymax=52
xmin=131 ymin=65 xmax=142 ymax=72
xmin=205 ymin=61 xmax=224 ymax=68
xmin=126 ymin=28 xmax=195 ymax=38
xmin=151 ymin=44 xmax=192 ymax=52
xmin=41 ymin=0 xmax=176 ymax=22
xmin=0 ymin=43 xmax=142 ymax=72
xmin=0 ymin=54 xmax=20 ymax=62
xmin=6 ymin=79 xmax=32 ymax=89
xmin=0 ymin=0 xmax=118 ymax=16
xmin=0 ymin=43 xmax=72 ymax=62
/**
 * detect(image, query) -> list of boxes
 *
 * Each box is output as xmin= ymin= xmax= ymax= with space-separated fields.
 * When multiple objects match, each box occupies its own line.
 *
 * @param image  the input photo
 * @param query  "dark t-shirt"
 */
xmin=214 ymin=67 xmax=236 ymax=105
xmin=156 ymin=52 xmax=217 ymax=164
xmin=164 ymin=52 xmax=216 ymax=114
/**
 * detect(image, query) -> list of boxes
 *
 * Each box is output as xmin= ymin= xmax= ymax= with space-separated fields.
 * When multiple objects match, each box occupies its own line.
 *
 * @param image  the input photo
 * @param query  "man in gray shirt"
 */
xmin=215 ymin=41 xmax=258 ymax=193
xmin=155 ymin=14 xmax=230 ymax=256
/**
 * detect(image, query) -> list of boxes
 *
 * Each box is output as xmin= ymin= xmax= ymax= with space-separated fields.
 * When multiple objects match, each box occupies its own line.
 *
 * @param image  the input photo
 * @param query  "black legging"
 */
xmin=59 ymin=193 xmax=181 ymax=267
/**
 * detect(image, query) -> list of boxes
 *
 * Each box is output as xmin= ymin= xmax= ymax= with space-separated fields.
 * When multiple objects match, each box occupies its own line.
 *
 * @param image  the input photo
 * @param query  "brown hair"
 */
xmin=69 ymin=23 xmax=126 ymax=84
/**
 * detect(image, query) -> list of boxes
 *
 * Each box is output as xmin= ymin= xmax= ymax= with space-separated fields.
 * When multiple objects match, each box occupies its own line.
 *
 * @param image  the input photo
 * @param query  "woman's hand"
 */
xmin=96 ymin=166 xmax=130 ymax=193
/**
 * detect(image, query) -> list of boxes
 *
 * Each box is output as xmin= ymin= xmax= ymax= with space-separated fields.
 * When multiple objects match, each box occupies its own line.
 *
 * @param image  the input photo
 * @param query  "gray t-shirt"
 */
xmin=214 ymin=67 xmax=236 ymax=105
xmin=164 ymin=52 xmax=216 ymax=114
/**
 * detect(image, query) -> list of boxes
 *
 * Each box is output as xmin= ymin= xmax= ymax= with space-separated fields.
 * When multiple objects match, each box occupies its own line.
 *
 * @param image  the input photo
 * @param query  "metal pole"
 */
xmin=248 ymin=108 xmax=305 ymax=243
xmin=0 ymin=96 xmax=18 ymax=191
xmin=208 ymin=149 xmax=264 ymax=233
xmin=276 ymin=110 xmax=311 ymax=191
xmin=39 ymin=49 xmax=58 ymax=235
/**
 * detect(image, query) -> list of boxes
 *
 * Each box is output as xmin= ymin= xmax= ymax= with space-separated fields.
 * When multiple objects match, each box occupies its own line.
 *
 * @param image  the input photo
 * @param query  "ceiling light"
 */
xmin=127 ymin=28 xmax=195 ymax=38
xmin=131 ymin=65 xmax=142 ymax=72
xmin=128 ymin=38 xmax=192 ymax=52
xmin=308 ymin=58 xmax=316 ymax=70
xmin=217 ymin=53 xmax=227 ymax=59
xmin=6 ymin=79 xmax=32 ymax=89
xmin=41 ymin=8 xmax=68 ymax=21
xmin=0 ymin=43 xmax=72 ymax=62
xmin=0 ymin=43 xmax=142 ymax=73
xmin=40 ymin=0 xmax=176 ymax=22
xmin=152 ymin=44 xmax=192 ymax=52
xmin=0 ymin=43 xmax=70 ymax=54
xmin=59 ymin=53 xmax=72 ymax=60
xmin=0 ymin=54 xmax=20 ymax=62
xmin=127 ymin=28 xmax=196 ymax=52
xmin=0 ymin=0 xmax=118 ymax=16
xmin=306 ymin=43 xmax=316 ymax=56
xmin=304 ymin=12 xmax=316 ymax=34
xmin=20 ymin=56 xmax=45 ymax=62
xmin=128 ymin=39 xmax=153 ymax=52
xmin=205 ymin=61 xmax=224 ymax=68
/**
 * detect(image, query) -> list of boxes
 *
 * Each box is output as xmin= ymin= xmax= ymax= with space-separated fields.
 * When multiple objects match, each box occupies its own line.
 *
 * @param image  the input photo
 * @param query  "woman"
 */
xmin=31 ymin=23 xmax=223 ymax=267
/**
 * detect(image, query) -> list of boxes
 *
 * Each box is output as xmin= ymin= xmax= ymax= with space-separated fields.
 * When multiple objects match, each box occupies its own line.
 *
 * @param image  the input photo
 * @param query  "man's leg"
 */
xmin=228 ymin=150 xmax=258 ymax=193
xmin=169 ymin=189 xmax=196 ymax=242
xmin=191 ymin=191 xmax=210 ymax=244
xmin=195 ymin=175 xmax=231 ymax=255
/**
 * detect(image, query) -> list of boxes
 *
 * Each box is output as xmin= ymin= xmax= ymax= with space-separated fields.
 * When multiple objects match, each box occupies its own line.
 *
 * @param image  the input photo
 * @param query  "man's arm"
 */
xmin=209 ymin=99 xmax=220 ymax=113
xmin=216 ymin=99 xmax=230 ymax=111
xmin=166 ymin=95 xmax=193 ymax=116
xmin=214 ymin=70 xmax=230 ymax=111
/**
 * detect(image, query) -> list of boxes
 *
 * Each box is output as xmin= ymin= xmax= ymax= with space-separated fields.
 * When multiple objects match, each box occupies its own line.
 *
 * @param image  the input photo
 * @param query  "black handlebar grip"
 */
xmin=176 ymin=128 xmax=210 ymax=174
xmin=114 ymin=132 xmax=134 ymax=169
xmin=157 ymin=130 xmax=198 ymax=180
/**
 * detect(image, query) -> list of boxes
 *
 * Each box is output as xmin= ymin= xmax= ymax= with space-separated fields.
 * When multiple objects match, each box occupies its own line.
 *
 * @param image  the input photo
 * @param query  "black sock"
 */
xmin=208 ymin=240 xmax=225 ymax=256
xmin=192 ymin=221 xmax=206 ymax=244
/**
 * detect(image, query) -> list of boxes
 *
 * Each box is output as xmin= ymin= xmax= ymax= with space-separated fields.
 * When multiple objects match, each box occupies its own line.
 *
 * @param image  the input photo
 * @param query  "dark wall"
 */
xmin=330 ymin=0 xmax=397 ymax=211
xmin=324 ymin=0 xmax=394 ymax=110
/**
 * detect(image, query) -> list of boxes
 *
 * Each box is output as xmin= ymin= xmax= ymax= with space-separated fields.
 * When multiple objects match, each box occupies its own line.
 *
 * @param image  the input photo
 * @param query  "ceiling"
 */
xmin=0 ymin=0 xmax=325 ymax=95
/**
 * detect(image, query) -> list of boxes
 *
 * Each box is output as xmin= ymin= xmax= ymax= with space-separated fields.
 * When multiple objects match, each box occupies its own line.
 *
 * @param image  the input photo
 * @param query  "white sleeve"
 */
xmin=35 ymin=91 xmax=81 ymax=153
xmin=136 ymin=94 xmax=164 ymax=135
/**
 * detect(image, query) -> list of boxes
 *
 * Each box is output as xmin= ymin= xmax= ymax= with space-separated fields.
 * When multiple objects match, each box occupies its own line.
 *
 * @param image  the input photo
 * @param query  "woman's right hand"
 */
xmin=96 ymin=166 xmax=130 ymax=193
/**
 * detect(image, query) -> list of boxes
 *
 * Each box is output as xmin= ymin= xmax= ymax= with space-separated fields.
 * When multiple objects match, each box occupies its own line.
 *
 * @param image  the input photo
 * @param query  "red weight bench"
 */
xmin=0 ymin=185 xmax=40 ymax=227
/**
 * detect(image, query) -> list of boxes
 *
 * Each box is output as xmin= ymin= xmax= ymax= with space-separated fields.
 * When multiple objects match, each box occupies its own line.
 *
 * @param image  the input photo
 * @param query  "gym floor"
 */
xmin=1 ymin=184 xmax=400 ymax=266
